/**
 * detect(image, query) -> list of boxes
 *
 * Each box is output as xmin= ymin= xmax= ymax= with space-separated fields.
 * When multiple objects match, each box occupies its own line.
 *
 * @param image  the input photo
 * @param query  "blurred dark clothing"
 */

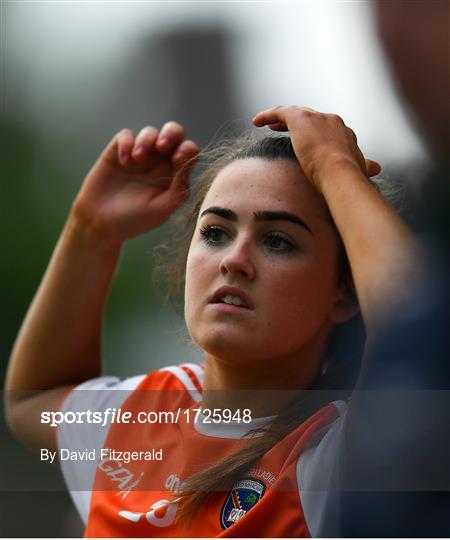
xmin=418 ymin=161 xmax=450 ymax=254
xmin=320 ymin=162 xmax=450 ymax=537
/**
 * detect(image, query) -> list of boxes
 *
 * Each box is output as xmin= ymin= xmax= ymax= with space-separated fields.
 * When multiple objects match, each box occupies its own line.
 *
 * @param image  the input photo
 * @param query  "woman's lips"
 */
xmin=209 ymin=302 xmax=254 ymax=313
xmin=209 ymin=286 xmax=255 ymax=310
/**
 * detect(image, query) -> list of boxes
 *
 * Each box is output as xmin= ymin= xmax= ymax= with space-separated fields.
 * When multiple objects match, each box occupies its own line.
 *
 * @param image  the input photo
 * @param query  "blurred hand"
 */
xmin=72 ymin=121 xmax=199 ymax=242
xmin=253 ymin=106 xmax=381 ymax=192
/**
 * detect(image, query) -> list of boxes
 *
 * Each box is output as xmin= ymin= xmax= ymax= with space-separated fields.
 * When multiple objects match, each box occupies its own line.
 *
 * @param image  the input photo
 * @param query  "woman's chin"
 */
xmin=192 ymin=328 xmax=262 ymax=364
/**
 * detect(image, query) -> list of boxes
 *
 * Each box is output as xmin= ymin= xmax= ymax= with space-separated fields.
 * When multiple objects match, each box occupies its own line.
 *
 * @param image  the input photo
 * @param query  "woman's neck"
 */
xmin=201 ymin=333 xmax=329 ymax=418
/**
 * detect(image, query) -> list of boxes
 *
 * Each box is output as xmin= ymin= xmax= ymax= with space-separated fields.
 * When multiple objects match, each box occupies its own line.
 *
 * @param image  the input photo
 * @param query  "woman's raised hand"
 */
xmin=253 ymin=106 xmax=381 ymax=192
xmin=72 ymin=122 xmax=199 ymax=243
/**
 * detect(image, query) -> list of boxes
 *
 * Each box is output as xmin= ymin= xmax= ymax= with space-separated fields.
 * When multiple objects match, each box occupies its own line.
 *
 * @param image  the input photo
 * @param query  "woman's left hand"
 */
xmin=253 ymin=106 xmax=381 ymax=193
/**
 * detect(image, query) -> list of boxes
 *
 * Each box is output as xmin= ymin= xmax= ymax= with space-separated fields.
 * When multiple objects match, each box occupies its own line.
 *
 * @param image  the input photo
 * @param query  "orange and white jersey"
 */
xmin=57 ymin=363 xmax=346 ymax=537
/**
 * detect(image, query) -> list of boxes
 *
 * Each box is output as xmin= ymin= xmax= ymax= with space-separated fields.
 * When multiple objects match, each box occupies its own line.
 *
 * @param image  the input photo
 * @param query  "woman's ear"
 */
xmin=329 ymin=296 xmax=360 ymax=324
xmin=329 ymin=281 xmax=360 ymax=324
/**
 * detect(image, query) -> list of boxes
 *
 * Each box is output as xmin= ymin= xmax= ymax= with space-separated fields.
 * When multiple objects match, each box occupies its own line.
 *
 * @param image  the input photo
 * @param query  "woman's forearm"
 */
xmin=5 ymin=211 xmax=122 ymax=392
xmin=320 ymin=160 xmax=425 ymax=336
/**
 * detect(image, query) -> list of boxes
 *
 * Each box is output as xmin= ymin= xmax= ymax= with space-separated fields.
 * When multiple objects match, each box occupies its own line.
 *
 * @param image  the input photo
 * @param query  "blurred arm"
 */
xmin=4 ymin=212 xmax=122 ymax=450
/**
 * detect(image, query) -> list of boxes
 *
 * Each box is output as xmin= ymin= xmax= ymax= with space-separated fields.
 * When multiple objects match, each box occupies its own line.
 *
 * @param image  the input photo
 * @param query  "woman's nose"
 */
xmin=219 ymin=241 xmax=256 ymax=280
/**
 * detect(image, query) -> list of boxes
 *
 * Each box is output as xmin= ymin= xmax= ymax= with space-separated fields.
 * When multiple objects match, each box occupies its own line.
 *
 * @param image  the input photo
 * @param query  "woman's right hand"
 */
xmin=72 ymin=122 xmax=199 ymax=243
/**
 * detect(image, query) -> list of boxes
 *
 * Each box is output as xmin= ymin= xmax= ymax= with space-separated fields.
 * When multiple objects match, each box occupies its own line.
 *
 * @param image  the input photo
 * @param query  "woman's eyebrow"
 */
xmin=200 ymin=206 xmax=312 ymax=234
xmin=200 ymin=206 xmax=236 ymax=220
xmin=254 ymin=210 xmax=313 ymax=234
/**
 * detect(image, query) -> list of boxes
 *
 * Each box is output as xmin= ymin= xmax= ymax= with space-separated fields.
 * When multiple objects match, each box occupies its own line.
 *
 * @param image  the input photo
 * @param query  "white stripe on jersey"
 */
xmin=181 ymin=362 xmax=205 ymax=386
xmin=159 ymin=365 xmax=202 ymax=402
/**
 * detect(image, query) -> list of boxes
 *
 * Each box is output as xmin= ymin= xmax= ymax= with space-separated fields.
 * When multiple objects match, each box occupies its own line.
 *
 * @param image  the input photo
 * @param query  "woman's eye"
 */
xmin=200 ymin=226 xmax=228 ymax=246
xmin=264 ymin=233 xmax=295 ymax=252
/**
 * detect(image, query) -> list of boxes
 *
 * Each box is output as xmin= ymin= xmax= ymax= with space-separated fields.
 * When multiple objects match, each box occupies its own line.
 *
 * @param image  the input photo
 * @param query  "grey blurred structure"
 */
xmin=118 ymin=25 xmax=240 ymax=146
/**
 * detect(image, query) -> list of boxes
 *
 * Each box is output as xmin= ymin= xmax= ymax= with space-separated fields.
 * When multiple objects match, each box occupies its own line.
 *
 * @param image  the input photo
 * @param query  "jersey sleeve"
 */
xmin=57 ymin=375 xmax=145 ymax=524
xmin=296 ymin=400 xmax=347 ymax=537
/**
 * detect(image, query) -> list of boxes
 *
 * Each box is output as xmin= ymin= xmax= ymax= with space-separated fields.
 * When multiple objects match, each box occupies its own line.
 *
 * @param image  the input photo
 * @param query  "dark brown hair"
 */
xmin=157 ymin=131 xmax=368 ymax=524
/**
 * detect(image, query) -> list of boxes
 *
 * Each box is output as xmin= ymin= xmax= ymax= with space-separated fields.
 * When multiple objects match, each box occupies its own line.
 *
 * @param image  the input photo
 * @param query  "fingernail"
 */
xmin=133 ymin=146 xmax=143 ymax=157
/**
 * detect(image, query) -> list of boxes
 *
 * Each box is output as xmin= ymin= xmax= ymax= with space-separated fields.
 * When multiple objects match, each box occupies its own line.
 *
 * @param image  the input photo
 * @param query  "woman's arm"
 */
xmin=5 ymin=122 xmax=198 ymax=451
xmin=253 ymin=106 xmax=428 ymax=341
xmin=4 ymin=215 xmax=121 ymax=451
xmin=254 ymin=107 xmax=450 ymax=537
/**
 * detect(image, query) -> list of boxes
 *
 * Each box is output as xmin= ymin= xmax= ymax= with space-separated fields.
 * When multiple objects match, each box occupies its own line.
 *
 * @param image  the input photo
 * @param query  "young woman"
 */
xmin=5 ymin=106 xmax=419 ymax=537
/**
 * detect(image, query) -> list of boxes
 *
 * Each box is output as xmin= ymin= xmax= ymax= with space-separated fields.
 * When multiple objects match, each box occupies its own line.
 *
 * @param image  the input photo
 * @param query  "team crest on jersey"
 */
xmin=220 ymin=478 xmax=266 ymax=529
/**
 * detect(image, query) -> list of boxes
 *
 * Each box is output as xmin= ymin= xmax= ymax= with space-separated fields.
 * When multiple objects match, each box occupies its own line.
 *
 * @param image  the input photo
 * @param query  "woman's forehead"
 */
xmin=201 ymin=158 xmax=327 ymax=216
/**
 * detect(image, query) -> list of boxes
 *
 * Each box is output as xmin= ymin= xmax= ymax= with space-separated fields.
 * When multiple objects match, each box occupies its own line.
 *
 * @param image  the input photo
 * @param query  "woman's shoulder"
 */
xmin=62 ymin=362 xmax=205 ymax=411
xmin=69 ymin=362 xmax=204 ymax=391
xmin=298 ymin=399 xmax=347 ymax=472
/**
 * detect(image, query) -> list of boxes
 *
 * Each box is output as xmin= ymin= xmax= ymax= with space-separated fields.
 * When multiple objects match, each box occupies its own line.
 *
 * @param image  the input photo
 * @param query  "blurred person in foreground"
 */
xmin=316 ymin=1 xmax=450 ymax=536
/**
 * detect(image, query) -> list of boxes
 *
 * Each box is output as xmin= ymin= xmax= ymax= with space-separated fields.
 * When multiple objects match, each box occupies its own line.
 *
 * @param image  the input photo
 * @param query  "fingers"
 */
xmin=170 ymin=140 xmax=200 ymax=201
xmin=266 ymin=122 xmax=288 ymax=132
xmin=156 ymin=121 xmax=185 ymax=153
xmin=101 ymin=129 xmax=135 ymax=167
xmin=253 ymin=105 xmax=319 ymax=127
xmin=114 ymin=121 xmax=193 ymax=168
xmin=172 ymin=140 xmax=199 ymax=166
xmin=347 ymin=127 xmax=358 ymax=145
xmin=131 ymin=121 xmax=186 ymax=162
xmin=252 ymin=106 xmax=287 ymax=128
xmin=131 ymin=126 xmax=158 ymax=161
xmin=116 ymin=130 xmax=136 ymax=167
xmin=118 ymin=123 xmax=199 ymax=199
xmin=365 ymin=159 xmax=382 ymax=177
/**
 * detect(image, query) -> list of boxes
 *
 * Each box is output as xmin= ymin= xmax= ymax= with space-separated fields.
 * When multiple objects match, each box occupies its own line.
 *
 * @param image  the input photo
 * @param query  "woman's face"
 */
xmin=185 ymin=158 xmax=350 ymax=373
